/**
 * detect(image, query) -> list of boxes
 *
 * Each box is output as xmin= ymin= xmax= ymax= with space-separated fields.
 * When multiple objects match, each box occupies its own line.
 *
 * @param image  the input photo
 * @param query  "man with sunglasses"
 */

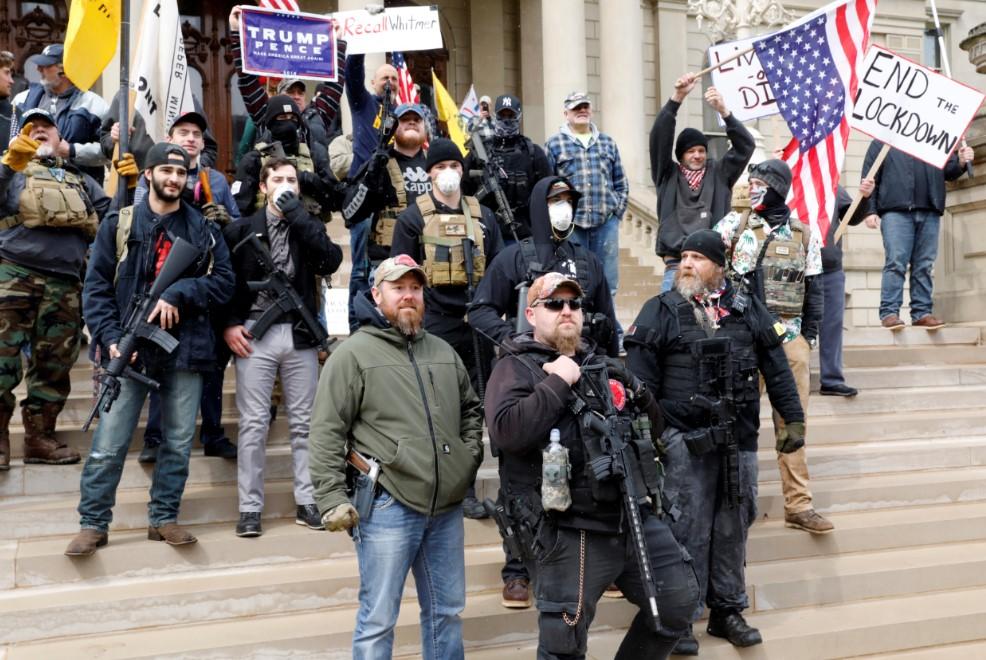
xmin=625 ymin=229 xmax=803 ymax=654
xmin=484 ymin=272 xmax=700 ymax=660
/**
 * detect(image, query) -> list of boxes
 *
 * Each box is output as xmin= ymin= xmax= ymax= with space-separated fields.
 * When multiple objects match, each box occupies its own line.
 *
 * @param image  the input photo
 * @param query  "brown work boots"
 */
xmin=22 ymin=403 xmax=80 ymax=465
xmin=64 ymin=529 xmax=109 ymax=557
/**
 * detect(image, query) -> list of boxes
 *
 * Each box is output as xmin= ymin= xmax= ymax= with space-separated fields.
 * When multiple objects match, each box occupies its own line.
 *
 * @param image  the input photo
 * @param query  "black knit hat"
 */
xmin=264 ymin=95 xmax=302 ymax=125
xmin=675 ymin=128 xmax=709 ymax=161
xmin=425 ymin=138 xmax=464 ymax=171
xmin=748 ymin=159 xmax=793 ymax=198
xmin=681 ymin=229 xmax=726 ymax=267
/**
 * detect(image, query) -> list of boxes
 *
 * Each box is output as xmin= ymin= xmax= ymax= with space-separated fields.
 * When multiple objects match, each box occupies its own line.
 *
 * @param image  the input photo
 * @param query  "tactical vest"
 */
xmin=0 ymin=161 xmax=98 ymax=238
xmin=253 ymin=141 xmax=322 ymax=217
xmin=731 ymin=212 xmax=809 ymax=317
xmin=417 ymin=195 xmax=486 ymax=287
xmin=491 ymin=137 xmax=533 ymax=213
xmin=370 ymin=158 xmax=407 ymax=250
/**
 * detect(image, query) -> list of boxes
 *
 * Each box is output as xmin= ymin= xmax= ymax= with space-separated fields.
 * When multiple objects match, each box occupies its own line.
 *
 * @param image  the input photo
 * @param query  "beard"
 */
xmin=151 ymin=177 xmax=182 ymax=203
xmin=675 ymin=267 xmax=723 ymax=299
xmin=382 ymin=300 xmax=424 ymax=337
xmin=395 ymin=128 xmax=423 ymax=150
xmin=35 ymin=143 xmax=55 ymax=159
xmin=538 ymin=318 xmax=582 ymax=355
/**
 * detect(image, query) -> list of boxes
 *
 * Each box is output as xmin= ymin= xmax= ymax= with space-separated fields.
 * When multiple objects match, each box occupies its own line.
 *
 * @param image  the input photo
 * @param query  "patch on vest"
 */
xmin=609 ymin=379 xmax=626 ymax=411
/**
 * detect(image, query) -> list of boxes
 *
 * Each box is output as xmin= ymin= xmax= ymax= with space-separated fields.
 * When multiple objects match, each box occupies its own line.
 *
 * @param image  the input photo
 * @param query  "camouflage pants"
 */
xmin=0 ymin=261 xmax=81 ymax=415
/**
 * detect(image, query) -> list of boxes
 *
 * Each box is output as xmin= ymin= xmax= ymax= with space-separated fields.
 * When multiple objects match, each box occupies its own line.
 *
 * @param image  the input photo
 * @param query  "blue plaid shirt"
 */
xmin=544 ymin=124 xmax=629 ymax=229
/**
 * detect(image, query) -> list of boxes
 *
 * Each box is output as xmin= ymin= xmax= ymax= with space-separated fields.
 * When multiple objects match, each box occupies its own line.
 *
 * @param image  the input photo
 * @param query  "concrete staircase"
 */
xmin=3 ymin=215 xmax=986 ymax=658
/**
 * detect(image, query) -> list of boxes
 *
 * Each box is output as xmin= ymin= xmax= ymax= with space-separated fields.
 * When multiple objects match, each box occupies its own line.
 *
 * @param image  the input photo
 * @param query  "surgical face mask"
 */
xmin=435 ymin=168 xmax=461 ymax=195
xmin=749 ymin=185 xmax=767 ymax=210
xmin=548 ymin=200 xmax=573 ymax=234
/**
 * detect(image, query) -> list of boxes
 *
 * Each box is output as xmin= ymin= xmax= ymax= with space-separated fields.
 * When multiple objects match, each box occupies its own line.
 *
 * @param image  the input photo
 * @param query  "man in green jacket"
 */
xmin=309 ymin=254 xmax=484 ymax=660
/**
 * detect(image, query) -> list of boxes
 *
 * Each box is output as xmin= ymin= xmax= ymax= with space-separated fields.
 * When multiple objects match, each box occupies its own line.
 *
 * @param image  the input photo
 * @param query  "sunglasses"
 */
xmin=535 ymin=297 xmax=583 ymax=312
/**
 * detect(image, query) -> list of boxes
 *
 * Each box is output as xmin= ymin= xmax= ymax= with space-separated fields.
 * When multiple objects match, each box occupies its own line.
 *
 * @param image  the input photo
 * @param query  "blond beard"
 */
xmin=384 ymin=304 xmax=424 ymax=337
xmin=554 ymin=328 xmax=581 ymax=355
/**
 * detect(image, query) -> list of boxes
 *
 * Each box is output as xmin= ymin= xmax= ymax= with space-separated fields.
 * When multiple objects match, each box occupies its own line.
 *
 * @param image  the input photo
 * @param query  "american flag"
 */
xmin=258 ymin=0 xmax=300 ymax=13
xmin=754 ymin=0 xmax=876 ymax=242
xmin=391 ymin=52 xmax=420 ymax=105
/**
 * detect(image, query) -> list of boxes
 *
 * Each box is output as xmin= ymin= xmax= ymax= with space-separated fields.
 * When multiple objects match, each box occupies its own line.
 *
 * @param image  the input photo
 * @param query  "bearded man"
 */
xmin=309 ymin=254 xmax=484 ymax=660
xmin=625 ymin=229 xmax=803 ymax=654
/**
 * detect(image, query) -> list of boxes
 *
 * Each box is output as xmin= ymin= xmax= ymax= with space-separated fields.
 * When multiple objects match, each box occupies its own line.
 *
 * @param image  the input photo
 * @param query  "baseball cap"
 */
xmin=394 ymin=103 xmax=425 ymax=119
xmin=495 ymin=94 xmax=522 ymax=115
xmin=35 ymin=44 xmax=63 ymax=67
xmin=374 ymin=254 xmax=428 ymax=287
xmin=547 ymin=180 xmax=573 ymax=198
xmin=277 ymin=78 xmax=306 ymax=95
xmin=19 ymin=108 xmax=56 ymax=130
xmin=169 ymin=111 xmax=209 ymax=133
xmin=527 ymin=272 xmax=584 ymax=307
xmin=144 ymin=142 xmax=190 ymax=171
xmin=563 ymin=91 xmax=591 ymax=110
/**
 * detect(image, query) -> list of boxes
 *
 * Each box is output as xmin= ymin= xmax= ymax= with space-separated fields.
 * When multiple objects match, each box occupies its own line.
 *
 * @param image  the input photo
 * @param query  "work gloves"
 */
xmin=2 ymin=124 xmax=39 ymax=172
xmin=322 ymin=503 xmax=359 ymax=532
xmin=776 ymin=421 xmax=806 ymax=454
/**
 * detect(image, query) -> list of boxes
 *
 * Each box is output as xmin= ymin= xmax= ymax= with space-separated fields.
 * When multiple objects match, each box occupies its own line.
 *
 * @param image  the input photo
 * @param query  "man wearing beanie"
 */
xmin=626 ymin=229 xmax=804 ymax=654
xmin=715 ymin=159 xmax=833 ymax=537
xmin=650 ymin=72 xmax=755 ymax=292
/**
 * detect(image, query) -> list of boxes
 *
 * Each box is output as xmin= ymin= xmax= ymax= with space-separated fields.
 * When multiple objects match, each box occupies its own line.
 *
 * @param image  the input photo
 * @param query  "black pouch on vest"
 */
xmin=683 ymin=428 xmax=716 ymax=456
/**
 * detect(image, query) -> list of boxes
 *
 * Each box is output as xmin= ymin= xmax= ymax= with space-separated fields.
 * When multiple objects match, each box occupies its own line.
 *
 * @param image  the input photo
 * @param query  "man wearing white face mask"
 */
xmin=391 ymin=138 xmax=504 ymax=396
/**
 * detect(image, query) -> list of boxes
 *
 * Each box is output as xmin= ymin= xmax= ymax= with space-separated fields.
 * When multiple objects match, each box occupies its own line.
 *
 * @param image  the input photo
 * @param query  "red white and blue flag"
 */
xmin=754 ymin=0 xmax=876 ymax=242
xmin=258 ymin=0 xmax=300 ymax=13
xmin=391 ymin=52 xmax=420 ymax=105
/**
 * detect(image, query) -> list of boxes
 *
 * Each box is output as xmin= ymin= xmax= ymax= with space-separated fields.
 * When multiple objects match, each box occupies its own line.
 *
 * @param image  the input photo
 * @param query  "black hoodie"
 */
xmin=470 ymin=176 xmax=619 ymax=355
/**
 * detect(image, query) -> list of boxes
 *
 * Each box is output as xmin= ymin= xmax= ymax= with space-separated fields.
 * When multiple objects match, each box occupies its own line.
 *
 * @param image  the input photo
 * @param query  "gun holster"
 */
xmin=346 ymin=468 xmax=377 ymax=523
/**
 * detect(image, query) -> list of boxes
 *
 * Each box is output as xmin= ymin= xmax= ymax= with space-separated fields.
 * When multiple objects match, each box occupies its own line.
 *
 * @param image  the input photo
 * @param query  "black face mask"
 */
xmin=757 ymin=187 xmax=790 ymax=224
xmin=269 ymin=119 xmax=299 ymax=149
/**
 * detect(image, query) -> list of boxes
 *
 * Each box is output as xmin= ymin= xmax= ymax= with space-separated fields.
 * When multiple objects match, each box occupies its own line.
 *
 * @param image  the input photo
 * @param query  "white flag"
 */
xmin=132 ymin=0 xmax=195 ymax=144
xmin=459 ymin=84 xmax=480 ymax=120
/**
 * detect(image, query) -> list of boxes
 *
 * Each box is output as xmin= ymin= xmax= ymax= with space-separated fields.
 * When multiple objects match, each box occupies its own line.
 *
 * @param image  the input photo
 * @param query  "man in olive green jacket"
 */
xmin=309 ymin=254 xmax=484 ymax=660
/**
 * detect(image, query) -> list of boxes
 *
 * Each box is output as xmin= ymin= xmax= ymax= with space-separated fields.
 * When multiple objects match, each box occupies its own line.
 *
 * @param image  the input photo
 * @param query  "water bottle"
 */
xmin=542 ymin=428 xmax=572 ymax=512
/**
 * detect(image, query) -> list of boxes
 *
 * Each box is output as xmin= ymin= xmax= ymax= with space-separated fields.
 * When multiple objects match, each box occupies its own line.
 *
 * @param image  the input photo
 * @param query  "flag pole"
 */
xmin=695 ymin=47 xmax=755 ymax=77
xmin=929 ymin=0 xmax=974 ymax=178
xmin=113 ymin=0 xmax=131 ymax=206
xmin=832 ymin=143 xmax=890 ymax=243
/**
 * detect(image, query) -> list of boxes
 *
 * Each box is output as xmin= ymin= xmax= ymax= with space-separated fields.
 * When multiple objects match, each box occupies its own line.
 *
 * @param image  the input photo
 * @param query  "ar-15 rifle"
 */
xmin=466 ymin=128 xmax=520 ymax=243
xmin=688 ymin=336 xmax=741 ymax=506
xmin=342 ymin=82 xmax=398 ymax=227
xmin=83 ymin=236 xmax=204 ymax=431
xmin=232 ymin=232 xmax=335 ymax=352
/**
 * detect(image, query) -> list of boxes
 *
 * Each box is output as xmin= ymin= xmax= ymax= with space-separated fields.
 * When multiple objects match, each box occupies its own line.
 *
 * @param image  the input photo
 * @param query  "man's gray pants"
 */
xmin=235 ymin=322 xmax=318 ymax=512
xmin=660 ymin=427 xmax=758 ymax=622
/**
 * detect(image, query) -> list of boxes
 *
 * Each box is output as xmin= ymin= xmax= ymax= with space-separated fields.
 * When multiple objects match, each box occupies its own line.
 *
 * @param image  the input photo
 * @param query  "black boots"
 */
xmin=706 ymin=608 xmax=763 ymax=647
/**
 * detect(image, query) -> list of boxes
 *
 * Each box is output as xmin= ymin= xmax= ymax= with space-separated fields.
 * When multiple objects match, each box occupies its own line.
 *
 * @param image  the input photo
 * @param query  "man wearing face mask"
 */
xmin=231 ymin=95 xmax=340 ymax=223
xmin=390 ymin=138 xmax=504 ymax=392
xmin=714 ymin=159 xmax=832 ymax=535
xmin=342 ymin=103 xmax=431 ymax=267
xmin=463 ymin=94 xmax=552 ymax=242
xmin=650 ymin=72 xmax=755 ymax=292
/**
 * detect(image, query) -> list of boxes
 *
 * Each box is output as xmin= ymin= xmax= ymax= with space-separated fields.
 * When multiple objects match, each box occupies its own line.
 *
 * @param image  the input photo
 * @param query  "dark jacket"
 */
xmin=0 ymin=98 xmax=12 ymax=153
xmin=83 ymin=199 xmax=235 ymax=373
xmin=462 ymin=134 xmax=553 ymax=240
xmin=650 ymin=99 xmax=755 ymax=259
xmin=862 ymin=141 xmax=965 ymax=217
xmin=346 ymin=54 xmax=392 ymax=176
xmin=231 ymin=141 xmax=340 ymax=218
xmin=390 ymin=192 xmax=504 ymax=318
xmin=222 ymin=205 xmax=342 ymax=349
xmin=625 ymin=283 xmax=803 ymax=451
xmin=470 ymin=175 xmax=619 ymax=356
xmin=822 ymin=186 xmax=868 ymax=273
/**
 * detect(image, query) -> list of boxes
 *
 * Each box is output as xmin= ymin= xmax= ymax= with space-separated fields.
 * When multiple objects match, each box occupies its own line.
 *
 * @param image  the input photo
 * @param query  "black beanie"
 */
xmin=425 ymin=138 xmax=464 ymax=171
xmin=675 ymin=128 xmax=709 ymax=161
xmin=748 ymin=159 xmax=793 ymax=198
xmin=264 ymin=95 xmax=302 ymax=125
xmin=681 ymin=229 xmax=726 ymax=267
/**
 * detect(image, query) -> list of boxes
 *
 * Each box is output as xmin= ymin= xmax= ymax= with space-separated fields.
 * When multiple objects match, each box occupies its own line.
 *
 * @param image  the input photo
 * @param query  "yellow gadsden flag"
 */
xmin=63 ymin=0 xmax=120 ymax=91
xmin=431 ymin=70 xmax=468 ymax=155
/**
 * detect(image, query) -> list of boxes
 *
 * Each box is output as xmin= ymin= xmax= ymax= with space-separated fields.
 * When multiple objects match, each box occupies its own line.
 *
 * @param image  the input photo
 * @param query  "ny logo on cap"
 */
xmin=501 ymin=97 xmax=512 ymax=107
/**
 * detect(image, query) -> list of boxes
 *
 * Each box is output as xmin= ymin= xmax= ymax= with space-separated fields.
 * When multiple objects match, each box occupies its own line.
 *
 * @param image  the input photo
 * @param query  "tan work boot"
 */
xmin=0 ymin=406 xmax=12 ymax=471
xmin=65 ymin=529 xmax=108 ymax=556
xmin=784 ymin=508 xmax=834 ymax=534
xmin=22 ymin=404 xmax=80 ymax=465
xmin=148 ymin=523 xmax=198 ymax=545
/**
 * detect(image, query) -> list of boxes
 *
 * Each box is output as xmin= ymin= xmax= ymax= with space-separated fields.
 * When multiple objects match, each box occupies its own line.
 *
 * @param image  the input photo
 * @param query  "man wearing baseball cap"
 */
xmin=309 ymin=253 xmax=484 ymax=659
xmin=463 ymin=93 xmax=552 ymax=242
xmin=12 ymin=42 xmax=110 ymax=184
xmin=545 ymin=92 xmax=628 ymax=305
xmin=68 ymin=141 xmax=235 ymax=556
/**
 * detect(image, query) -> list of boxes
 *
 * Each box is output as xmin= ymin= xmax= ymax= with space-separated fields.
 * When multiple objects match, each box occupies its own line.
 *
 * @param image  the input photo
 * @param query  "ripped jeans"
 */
xmin=77 ymin=369 xmax=203 ymax=531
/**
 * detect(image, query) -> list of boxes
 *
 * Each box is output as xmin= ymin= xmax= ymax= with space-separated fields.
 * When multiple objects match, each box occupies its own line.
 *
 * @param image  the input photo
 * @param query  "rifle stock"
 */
xmin=467 ymin=129 xmax=520 ymax=242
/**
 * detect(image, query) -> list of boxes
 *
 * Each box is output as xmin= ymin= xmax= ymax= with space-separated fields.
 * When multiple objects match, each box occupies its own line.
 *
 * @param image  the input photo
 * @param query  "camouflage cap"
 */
xmin=528 ymin=272 xmax=584 ymax=307
xmin=374 ymin=254 xmax=428 ymax=287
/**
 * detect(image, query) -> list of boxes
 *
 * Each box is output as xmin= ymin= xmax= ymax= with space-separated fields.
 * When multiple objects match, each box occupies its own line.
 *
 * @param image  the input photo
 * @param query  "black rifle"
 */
xmin=467 ymin=128 xmax=520 ymax=243
xmin=232 ymin=232 xmax=335 ymax=352
xmin=83 ymin=236 xmax=204 ymax=431
xmin=689 ymin=337 xmax=741 ymax=506
xmin=462 ymin=235 xmax=485 ymax=402
xmin=342 ymin=82 xmax=397 ymax=226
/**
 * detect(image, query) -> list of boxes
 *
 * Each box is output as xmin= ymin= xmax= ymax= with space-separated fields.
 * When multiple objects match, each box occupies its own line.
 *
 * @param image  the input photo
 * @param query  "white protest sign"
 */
xmin=332 ymin=6 xmax=442 ymax=55
xmin=849 ymin=45 xmax=985 ymax=168
xmin=709 ymin=36 xmax=779 ymax=123
xmin=323 ymin=286 xmax=351 ymax=337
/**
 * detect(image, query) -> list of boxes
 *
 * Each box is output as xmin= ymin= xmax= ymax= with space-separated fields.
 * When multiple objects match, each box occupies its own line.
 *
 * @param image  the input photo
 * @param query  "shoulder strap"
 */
xmin=520 ymin=238 xmax=541 ymax=278
xmin=114 ymin=206 xmax=136 ymax=284
xmin=728 ymin=209 xmax=752 ymax=254
xmin=789 ymin=217 xmax=810 ymax=251
xmin=416 ymin=193 xmax=436 ymax=217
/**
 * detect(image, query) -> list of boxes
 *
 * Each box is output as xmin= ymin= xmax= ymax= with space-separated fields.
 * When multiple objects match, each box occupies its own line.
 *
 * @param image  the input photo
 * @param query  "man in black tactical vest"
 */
xmin=485 ymin=272 xmax=700 ymax=660
xmin=625 ymin=230 xmax=804 ymax=654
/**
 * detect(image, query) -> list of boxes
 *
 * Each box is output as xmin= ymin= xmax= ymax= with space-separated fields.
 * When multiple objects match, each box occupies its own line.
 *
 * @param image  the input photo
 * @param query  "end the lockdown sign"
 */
xmin=849 ymin=45 xmax=984 ymax=168
xmin=240 ymin=6 xmax=337 ymax=82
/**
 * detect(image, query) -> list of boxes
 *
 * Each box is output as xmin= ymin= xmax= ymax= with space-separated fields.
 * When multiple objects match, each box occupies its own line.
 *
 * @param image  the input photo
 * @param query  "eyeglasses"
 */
xmin=535 ymin=297 xmax=583 ymax=312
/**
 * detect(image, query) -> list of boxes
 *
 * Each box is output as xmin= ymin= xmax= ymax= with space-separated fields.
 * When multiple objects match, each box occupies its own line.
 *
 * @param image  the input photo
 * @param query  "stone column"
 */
xmin=520 ymin=0 xmax=546 ymax=143
xmin=599 ymin=0 xmax=645 ymax=185
xmin=336 ymin=0 xmax=386 ymax=137
xmin=541 ymin=0 xmax=587 ymax=138
xmin=470 ymin=0 xmax=505 ymax=100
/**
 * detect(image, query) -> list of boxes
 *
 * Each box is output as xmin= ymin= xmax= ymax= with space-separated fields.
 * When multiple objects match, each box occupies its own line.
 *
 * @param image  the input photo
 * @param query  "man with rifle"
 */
xmin=484 ymin=272 xmax=699 ymax=659
xmin=463 ymin=94 xmax=551 ymax=243
xmin=625 ymin=230 xmax=803 ymax=654
xmin=68 ymin=142 xmax=234 ymax=556
xmin=222 ymin=158 xmax=343 ymax=537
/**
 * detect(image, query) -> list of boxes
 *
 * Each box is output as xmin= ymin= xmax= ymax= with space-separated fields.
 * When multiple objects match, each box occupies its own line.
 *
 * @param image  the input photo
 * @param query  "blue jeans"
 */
xmin=78 ymin=370 xmax=203 ymax=531
xmin=348 ymin=217 xmax=371 ymax=332
xmin=143 ymin=367 xmax=225 ymax=447
xmin=819 ymin=269 xmax=847 ymax=387
xmin=572 ymin=215 xmax=620 ymax=296
xmin=661 ymin=262 xmax=679 ymax=293
xmin=879 ymin=210 xmax=940 ymax=321
xmin=352 ymin=489 xmax=465 ymax=660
